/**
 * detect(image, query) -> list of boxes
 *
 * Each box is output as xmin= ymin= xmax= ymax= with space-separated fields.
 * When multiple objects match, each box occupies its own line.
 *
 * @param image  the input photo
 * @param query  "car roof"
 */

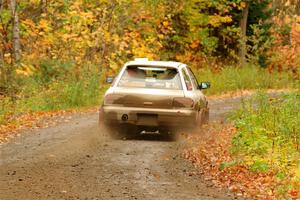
xmin=125 ymin=58 xmax=184 ymax=69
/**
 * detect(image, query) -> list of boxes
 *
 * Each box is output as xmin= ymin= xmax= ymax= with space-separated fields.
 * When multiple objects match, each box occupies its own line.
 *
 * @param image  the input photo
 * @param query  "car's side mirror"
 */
xmin=199 ymin=82 xmax=211 ymax=90
xmin=106 ymin=76 xmax=114 ymax=84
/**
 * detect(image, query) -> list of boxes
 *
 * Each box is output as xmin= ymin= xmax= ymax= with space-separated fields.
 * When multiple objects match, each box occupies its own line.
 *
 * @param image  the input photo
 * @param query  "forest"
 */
xmin=0 ymin=0 xmax=299 ymax=198
xmin=0 ymin=1 xmax=299 ymax=97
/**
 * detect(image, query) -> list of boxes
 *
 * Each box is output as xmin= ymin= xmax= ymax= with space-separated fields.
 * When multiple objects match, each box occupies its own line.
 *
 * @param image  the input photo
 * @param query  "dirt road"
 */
xmin=1 ymin=97 xmax=244 ymax=200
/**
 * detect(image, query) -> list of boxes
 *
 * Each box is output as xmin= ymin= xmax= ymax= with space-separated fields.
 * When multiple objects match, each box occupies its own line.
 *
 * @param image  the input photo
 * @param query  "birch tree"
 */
xmin=10 ymin=0 xmax=20 ymax=62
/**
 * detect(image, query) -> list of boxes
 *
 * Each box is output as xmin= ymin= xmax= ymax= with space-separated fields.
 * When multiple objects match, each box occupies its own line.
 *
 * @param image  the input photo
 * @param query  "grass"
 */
xmin=0 ymin=62 xmax=298 ymax=126
xmin=195 ymin=65 xmax=296 ymax=95
xmin=0 ymin=60 xmax=106 ymax=125
xmin=231 ymin=90 xmax=300 ymax=195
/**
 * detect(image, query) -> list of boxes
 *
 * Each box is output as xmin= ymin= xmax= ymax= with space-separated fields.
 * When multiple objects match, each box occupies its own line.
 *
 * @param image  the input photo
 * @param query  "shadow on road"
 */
xmin=114 ymin=132 xmax=177 ymax=142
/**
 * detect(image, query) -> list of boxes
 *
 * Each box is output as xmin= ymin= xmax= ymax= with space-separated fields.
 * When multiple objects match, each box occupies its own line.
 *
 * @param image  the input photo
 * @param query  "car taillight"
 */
xmin=173 ymin=97 xmax=194 ymax=108
xmin=104 ymin=94 xmax=123 ymax=105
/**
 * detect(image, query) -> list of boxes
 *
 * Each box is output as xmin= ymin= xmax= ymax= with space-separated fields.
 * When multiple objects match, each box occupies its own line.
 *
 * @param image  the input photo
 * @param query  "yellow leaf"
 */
xmin=190 ymin=40 xmax=199 ymax=49
xmin=163 ymin=21 xmax=169 ymax=27
xmin=16 ymin=69 xmax=29 ymax=76
xmin=240 ymin=2 xmax=246 ymax=8
xmin=39 ymin=19 xmax=50 ymax=31
xmin=4 ymin=53 xmax=11 ymax=58
xmin=158 ymin=34 xmax=164 ymax=39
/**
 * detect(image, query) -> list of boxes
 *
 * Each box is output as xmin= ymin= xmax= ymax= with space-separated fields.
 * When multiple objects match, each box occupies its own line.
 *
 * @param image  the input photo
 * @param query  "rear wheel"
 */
xmin=99 ymin=120 xmax=120 ymax=138
xmin=161 ymin=128 xmax=177 ymax=141
xmin=101 ymin=121 xmax=137 ymax=139
xmin=202 ymin=108 xmax=209 ymax=124
xmin=196 ymin=108 xmax=209 ymax=128
xmin=99 ymin=107 xmax=121 ymax=138
xmin=101 ymin=123 xmax=138 ymax=139
xmin=121 ymin=125 xmax=139 ymax=139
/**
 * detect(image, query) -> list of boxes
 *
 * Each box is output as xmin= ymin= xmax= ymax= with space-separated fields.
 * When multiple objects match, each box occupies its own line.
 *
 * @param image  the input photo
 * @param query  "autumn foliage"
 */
xmin=0 ymin=0 xmax=299 ymax=198
xmin=185 ymin=115 xmax=300 ymax=199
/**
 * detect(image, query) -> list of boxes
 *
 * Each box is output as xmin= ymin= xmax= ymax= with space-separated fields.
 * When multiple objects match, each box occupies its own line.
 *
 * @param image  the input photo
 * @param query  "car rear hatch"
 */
xmin=111 ymin=87 xmax=185 ymax=109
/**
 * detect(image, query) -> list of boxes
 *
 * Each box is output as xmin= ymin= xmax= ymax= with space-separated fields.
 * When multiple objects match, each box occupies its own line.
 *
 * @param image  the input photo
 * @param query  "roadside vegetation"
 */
xmin=196 ymin=66 xmax=296 ymax=95
xmin=0 ymin=64 xmax=296 ymax=128
xmin=233 ymin=91 xmax=300 ymax=172
xmin=1 ymin=1 xmax=299 ymax=124
xmin=231 ymin=90 xmax=300 ymax=196
xmin=185 ymin=90 xmax=300 ymax=199
xmin=0 ymin=61 xmax=105 ymax=125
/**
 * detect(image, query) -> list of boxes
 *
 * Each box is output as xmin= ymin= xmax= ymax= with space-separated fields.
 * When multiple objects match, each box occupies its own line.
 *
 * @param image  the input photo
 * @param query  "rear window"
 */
xmin=118 ymin=65 xmax=182 ymax=90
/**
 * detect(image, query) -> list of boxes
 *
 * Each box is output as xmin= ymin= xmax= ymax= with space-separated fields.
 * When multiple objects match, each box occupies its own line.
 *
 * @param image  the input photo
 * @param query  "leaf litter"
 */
xmin=183 ymin=124 xmax=300 ymax=199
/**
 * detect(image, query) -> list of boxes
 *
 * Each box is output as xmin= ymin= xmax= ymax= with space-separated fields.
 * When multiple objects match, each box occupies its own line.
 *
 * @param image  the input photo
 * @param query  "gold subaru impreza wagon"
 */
xmin=99 ymin=58 xmax=210 ymax=136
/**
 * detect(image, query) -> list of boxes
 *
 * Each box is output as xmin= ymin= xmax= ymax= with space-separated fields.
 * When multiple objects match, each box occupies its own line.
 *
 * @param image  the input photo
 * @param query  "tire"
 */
xmin=161 ymin=128 xmax=177 ymax=141
xmin=99 ymin=120 xmax=119 ymax=138
xmin=99 ymin=107 xmax=121 ymax=138
xmin=122 ymin=125 xmax=139 ymax=139
xmin=202 ymin=108 xmax=209 ymax=124
xmin=196 ymin=110 xmax=204 ymax=128
xmin=196 ymin=108 xmax=209 ymax=128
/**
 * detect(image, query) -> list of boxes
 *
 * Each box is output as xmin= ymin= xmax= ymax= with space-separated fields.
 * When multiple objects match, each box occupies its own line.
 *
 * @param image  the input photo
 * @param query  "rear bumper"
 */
xmin=100 ymin=106 xmax=197 ymax=128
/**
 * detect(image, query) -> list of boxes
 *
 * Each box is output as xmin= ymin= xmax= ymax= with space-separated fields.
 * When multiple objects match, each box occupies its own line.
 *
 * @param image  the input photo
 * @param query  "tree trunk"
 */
xmin=0 ymin=0 xmax=3 ymax=10
xmin=10 ymin=0 xmax=21 ymax=62
xmin=239 ymin=1 xmax=249 ymax=67
xmin=272 ymin=0 xmax=281 ymax=10
xmin=40 ymin=0 xmax=47 ymax=13
xmin=0 ymin=0 xmax=3 ymax=60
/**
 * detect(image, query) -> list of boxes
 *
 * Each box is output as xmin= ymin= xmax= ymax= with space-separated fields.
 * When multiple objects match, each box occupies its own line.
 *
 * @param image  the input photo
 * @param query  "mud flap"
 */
xmin=196 ymin=108 xmax=209 ymax=128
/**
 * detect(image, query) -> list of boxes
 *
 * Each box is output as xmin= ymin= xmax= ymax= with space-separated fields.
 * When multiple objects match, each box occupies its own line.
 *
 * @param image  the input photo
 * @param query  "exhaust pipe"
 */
xmin=121 ymin=114 xmax=128 ymax=121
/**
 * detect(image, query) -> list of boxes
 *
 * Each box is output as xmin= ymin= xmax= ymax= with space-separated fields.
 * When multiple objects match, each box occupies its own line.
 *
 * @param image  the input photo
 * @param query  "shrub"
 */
xmin=231 ymin=90 xmax=300 ymax=176
xmin=0 ymin=60 xmax=106 ymax=125
xmin=195 ymin=65 xmax=295 ymax=95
